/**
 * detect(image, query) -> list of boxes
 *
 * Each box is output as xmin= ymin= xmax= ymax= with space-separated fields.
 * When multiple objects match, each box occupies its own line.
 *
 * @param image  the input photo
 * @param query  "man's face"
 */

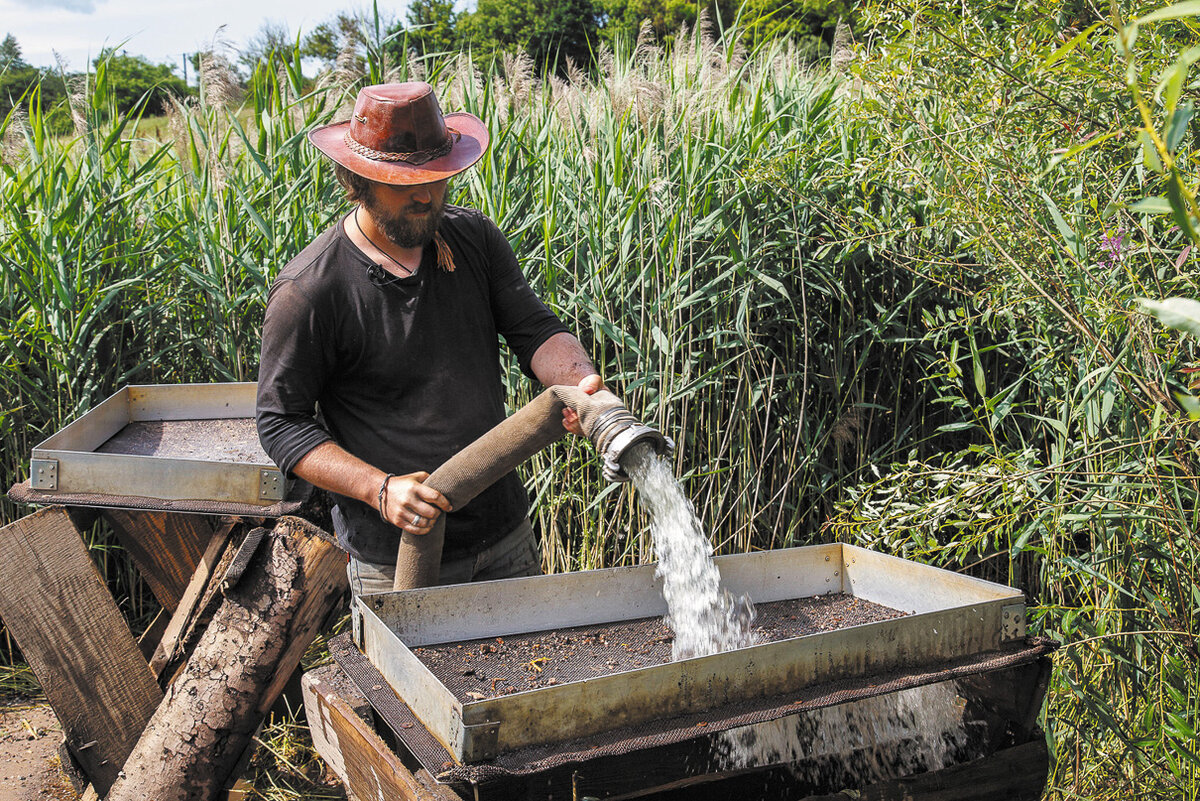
xmin=363 ymin=179 xmax=449 ymax=248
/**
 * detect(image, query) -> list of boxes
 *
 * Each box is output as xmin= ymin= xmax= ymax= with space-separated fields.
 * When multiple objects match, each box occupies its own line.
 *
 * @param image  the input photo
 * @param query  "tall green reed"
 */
xmin=0 ymin=19 xmax=944 ymax=651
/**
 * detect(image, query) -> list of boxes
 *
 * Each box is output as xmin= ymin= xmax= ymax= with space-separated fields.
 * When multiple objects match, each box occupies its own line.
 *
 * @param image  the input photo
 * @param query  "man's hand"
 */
xmin=381 ymin=471 xmax=452 ymax=535
xmin=562 ymin=374 xmax=604 ymax=436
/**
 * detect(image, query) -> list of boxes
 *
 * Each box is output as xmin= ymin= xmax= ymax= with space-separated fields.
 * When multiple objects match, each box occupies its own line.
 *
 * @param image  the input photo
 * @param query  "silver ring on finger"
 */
xmin=412 ymin=514 xmax=422 ymax=527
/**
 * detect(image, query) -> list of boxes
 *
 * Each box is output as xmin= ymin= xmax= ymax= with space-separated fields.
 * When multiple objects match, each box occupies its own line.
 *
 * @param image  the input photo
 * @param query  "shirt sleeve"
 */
xmin=482 ymin=217 xmax=570 ymax=379
xmin=255 ymin=278 xmax=336 ymax=477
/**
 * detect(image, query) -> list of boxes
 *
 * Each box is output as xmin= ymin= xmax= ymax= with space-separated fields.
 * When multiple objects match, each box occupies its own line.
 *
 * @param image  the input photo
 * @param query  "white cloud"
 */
xmin=15 ymin=0 xmax=104 ymax=12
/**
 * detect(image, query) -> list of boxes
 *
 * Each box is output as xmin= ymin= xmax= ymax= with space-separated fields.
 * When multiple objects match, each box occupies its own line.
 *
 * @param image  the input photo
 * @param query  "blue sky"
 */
xmin=1 ymin=0 xmax=395 ymax=74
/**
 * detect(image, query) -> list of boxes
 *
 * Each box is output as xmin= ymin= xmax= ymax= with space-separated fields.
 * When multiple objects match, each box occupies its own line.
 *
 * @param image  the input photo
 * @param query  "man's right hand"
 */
xmin=291 ymin=441 xmax=453 ymax=535
xmin=381 ymin=471 xmax=452 ymax=535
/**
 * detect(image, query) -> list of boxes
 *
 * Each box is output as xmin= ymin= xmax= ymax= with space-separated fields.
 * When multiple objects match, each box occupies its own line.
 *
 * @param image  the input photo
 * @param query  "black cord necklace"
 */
xmin=353 ymin=208 xmax=413 ymax=285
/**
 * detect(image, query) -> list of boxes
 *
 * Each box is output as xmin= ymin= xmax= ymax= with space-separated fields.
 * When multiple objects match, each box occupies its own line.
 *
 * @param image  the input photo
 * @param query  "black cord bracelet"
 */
xmin=377 ymin=473 xmax=396 ymax=523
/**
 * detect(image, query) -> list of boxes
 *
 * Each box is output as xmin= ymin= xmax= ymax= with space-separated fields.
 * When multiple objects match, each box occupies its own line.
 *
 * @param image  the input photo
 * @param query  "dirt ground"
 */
xmin=0 ymin=701 xmax=77 ymax=801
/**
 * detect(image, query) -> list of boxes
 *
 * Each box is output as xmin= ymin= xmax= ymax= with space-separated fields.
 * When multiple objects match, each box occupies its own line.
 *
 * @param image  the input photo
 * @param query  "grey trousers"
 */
xmin=347 ymin=517 xmax=540 ymax=637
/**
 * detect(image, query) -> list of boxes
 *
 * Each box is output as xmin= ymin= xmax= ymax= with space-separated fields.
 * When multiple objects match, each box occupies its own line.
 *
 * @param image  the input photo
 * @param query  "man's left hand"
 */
xmin=563 ymin=374 xmax=604 ymax=436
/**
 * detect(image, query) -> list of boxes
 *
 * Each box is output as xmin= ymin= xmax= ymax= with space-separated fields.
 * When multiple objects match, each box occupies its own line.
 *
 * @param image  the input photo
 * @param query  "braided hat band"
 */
xmin=342 ymin=128 xmax=461 ymax=165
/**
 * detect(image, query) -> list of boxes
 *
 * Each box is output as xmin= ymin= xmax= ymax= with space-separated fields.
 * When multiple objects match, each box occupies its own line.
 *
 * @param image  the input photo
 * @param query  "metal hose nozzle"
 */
xmin=589 ymin=406 xmax=674 ymax=482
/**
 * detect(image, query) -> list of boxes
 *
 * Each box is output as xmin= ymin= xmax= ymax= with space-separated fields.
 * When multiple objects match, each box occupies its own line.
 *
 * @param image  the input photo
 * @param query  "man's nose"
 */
xmin=411 ymin=186 xmax=433 ymax=204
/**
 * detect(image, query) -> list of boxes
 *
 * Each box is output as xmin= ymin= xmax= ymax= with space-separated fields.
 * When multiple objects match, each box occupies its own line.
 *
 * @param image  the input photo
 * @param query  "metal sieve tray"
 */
xmin=356 ymin=543 xmax=1027 ymax=763
xmin=29 ymin=383 xmax=285 ymax=506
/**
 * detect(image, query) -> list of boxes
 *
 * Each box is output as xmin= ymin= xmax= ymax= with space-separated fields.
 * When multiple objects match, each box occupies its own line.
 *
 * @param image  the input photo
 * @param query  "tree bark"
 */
xmin=105 ymin=516 xmax=347 ymax=801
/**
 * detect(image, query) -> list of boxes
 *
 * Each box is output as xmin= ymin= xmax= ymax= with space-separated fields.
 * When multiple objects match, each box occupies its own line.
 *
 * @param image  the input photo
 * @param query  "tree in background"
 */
xmin=0 ymin=34 xmax=66 ymax=131
xmin=458 ymin=0 xmax=603 ymax=73
xmin=93 ymin=50 xmax=190 ymax=117
xmin=740 ymin=0 xmax=857 ymax=49
xmin=301 ymin=13 xmax=374 ymax=81
xmin=601 ymin=0 xmax=737 ymax=46
xmin=300 ymin=22 xmax=340 ymax=65
xmin=400 ymin=0 xmax=460 ymax=57
xmin=239 ymin=20 xmax=294 ymax=76
xmin=1 ymin=34 xmax=27 ymax=72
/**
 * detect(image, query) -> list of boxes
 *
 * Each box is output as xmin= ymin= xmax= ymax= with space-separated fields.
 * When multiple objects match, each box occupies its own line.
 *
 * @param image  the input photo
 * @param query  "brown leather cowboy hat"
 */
xmin=308 ymin=82 xmax=489 ymax=185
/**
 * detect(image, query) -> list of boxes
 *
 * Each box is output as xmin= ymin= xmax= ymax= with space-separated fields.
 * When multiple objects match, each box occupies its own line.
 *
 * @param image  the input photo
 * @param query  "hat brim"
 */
xmin=307 ymin=111 xmax=489 ymax=185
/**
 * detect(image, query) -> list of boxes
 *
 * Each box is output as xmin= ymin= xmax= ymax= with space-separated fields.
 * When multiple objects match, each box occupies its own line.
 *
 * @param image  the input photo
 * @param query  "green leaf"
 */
xmin=1041 ymin=191 xmax=1083 ymax=259
xmin=1157 ymin=44 xmax=1200 ymax=110
xmin=1046 ymin=130 xmax=1121 ymax=172
xmin=650 ymin=324 xmax=669 ymax=353
xmin=1139 ymin=130 xmax=1164 ymax=172
xmin=1133 ymin=1 xmax=1200 ymax=29
xmin=1166 ymin=170 xmax=1199 ymax=240
xmin=1138 ymin=297 xmax=1200 ymax=337
xmin=967 ymin=330 xmax=986 ymax=399
xmin=936 ymin=421 xmax=977 ymax=433
xmin=1029 ymin=414 xmax=1070 ymax=439
xmin=1166 ymin=100 xmax=1195 ymax=154
xmin=1040 ymin=21 xmax=1104 ymax=70
xmin=1130 ymin=196 xmax=1173 ymax=214
xmin=1011 ymin=526 xmax=1035 ymax=554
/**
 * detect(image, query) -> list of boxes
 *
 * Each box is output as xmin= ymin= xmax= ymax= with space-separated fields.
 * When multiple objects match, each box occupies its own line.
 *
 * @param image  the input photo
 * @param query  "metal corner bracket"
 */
xmin=30 ymin=458 xmax=58 ymax=491
xmin=259 ymin=468 xmax=284 ymax=501
xmin=1001 ymin=603 xmax=1027 ymax=641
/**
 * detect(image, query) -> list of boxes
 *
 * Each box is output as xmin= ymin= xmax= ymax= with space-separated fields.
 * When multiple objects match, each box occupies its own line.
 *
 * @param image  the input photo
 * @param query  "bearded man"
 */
xmin=256 ymin=83 xmax=600 ymax=598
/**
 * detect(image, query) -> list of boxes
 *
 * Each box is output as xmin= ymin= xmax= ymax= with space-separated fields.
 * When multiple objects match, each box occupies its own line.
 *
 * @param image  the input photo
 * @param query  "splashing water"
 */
xmin=712 ymin=682 xmax=976 ymax=776
xmin=623 ymin=444 xmax=756 ymax=660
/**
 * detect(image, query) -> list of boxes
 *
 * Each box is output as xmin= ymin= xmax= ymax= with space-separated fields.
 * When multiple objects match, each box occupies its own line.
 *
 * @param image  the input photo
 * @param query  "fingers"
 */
xmin=578 ymin=374 xmax=603 ymax=394
xmin=413 ymin=481 xmax=452 ymax=512
xmin=383 ymin=472 xmax=452 ymax=534
xmin=561 ymin=407 xmax=585 ymax=437
xmin=563 ymin=375 xmax=604 ymax=435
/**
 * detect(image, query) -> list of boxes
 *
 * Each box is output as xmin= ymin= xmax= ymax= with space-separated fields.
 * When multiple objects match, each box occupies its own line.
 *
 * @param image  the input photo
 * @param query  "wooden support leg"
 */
xmin=0 ymin=507 xmax=163 ymax=796
xmin=145 ymin=519 xmax=238 ymax=678
xmin=105 ymin=516 xmax=348 ymax=801
xmin=102 ymin=509 xmax=212 ymax=613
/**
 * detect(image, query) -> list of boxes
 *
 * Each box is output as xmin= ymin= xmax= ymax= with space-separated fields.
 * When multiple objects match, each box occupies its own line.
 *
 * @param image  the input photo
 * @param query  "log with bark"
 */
xmin=105 ymin=515 xmax=347 ymax=801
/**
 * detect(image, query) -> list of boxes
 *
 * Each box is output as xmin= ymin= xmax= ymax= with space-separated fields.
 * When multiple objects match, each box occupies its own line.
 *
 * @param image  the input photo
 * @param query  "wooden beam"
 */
xmin=137 ymin=608 xmax=169 ymax=663
xmin=0 ymin=507 xmax=163 ymax=795
xmin=102 ymin=510 xmax=211 ymax=612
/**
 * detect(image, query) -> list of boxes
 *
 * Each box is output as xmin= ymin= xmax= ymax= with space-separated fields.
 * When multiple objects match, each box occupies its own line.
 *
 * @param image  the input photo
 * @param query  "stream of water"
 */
xmin=622 ymin=443 xmax=756 ymax=660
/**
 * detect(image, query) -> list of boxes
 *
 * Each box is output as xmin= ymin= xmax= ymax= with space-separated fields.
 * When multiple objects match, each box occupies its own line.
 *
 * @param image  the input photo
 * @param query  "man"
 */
xmin=256 ymin=82 xmax=600 ymax=597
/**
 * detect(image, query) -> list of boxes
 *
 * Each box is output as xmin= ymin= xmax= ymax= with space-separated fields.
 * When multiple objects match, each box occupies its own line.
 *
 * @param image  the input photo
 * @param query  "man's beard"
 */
xmin=364 ymin=189 xmax=446 ymax=248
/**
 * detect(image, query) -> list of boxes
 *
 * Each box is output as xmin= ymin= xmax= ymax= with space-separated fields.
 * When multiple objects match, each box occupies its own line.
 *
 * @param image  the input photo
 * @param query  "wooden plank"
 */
xmin=147 ymin=519 xmax=236 ymax=677
xmin=0 ymin=507 xmax=163 ymax=794
xmin=103 ymin=509 xmax=211 ymax=612
xmin=302 ymin=665 xmax=462 ymax=801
